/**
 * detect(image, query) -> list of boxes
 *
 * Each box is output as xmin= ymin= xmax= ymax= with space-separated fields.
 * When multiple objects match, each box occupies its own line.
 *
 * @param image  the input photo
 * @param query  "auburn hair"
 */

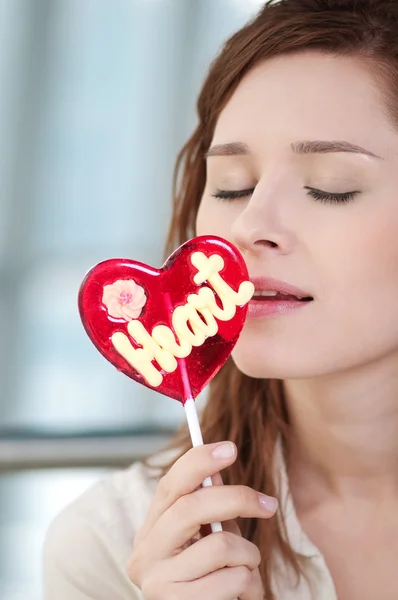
xmin=160 ymin=0 xmax=398 ymax=596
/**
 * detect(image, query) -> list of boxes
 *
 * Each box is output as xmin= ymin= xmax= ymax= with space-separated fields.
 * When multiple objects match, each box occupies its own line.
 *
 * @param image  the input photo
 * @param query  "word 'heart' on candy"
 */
xmin=78 ymin=235 xmax=254 ymax=404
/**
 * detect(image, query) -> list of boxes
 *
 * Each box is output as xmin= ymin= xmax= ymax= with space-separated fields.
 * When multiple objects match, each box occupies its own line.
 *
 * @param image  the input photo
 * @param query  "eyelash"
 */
xmin=212 ymin=187 xmax=359 ymax=204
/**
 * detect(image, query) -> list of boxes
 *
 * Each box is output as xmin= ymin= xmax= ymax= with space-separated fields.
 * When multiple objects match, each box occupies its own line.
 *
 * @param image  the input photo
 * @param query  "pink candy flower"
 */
xmin=102 ymin=279 xmax=147 ymax=321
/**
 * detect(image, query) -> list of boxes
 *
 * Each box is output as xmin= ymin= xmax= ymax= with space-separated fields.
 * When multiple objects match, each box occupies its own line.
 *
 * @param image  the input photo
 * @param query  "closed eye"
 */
xmin=304 ymin=187 xmax=360 ymax=204
xmin=212 ymin=188 xmax=254 ymax=201
xmin=212 ymin=187 xmax=360 ymax=204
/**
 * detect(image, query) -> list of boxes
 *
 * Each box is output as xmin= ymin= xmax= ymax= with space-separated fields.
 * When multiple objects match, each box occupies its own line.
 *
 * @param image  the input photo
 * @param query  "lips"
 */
xmin=249 ymin=277 xmax=313 ymax=301
xmin=253 ymin=291 xmax=311 ymax=302
xmin=247 ymin=277 xmax=313 ymax=318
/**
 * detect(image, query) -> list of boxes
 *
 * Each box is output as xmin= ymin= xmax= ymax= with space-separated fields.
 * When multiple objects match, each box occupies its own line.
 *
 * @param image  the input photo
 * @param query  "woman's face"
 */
xmin=196 ymin=51 xmax=398 ymax=379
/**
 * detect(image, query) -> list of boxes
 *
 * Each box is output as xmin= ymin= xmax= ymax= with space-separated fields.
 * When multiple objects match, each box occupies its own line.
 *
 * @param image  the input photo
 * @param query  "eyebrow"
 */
xmin=205 ymin=141 xmax=250 ymax=158
xmin=205 ymin=140 xmax=381 ymax=159
xmin=292 ymin=140 xmax=381 ymax=159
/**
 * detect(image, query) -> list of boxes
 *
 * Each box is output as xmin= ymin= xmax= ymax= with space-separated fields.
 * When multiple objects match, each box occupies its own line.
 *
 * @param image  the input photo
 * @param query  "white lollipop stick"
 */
xmin=178 ymin=351 xmax=222 ymax=533
xmin=184 ymin=396 xmax=223 ymax=534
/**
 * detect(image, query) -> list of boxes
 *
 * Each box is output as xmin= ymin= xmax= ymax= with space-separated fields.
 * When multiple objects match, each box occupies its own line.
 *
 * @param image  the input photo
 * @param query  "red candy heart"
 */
xmin=78 ymin=235 xmax=253 ymax=404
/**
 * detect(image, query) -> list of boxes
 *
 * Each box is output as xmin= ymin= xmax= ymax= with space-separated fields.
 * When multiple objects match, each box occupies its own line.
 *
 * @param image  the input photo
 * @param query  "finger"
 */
xmin=196 ymin=470 xmax=224 ymax=495
xmin=146 ymin=484 xmax=278 ymax=558
xmin=199 ymin=471 xmax=225 ymax=538
xmin=240 ymin=568 xmax=264 ymax=600
xmin=201 ymin=472 xmax=246 ymax=539
xmin=172 ymin=566 xmax=259 ymax=600
xmin=165 ymin=531 xmax=261 ymax=581
xmin=139 ymin=442 xmax=237 ymax=539
xmin=211 ymin=471 xmax=242 ymax=538
xmin=203 ymin=513 xmax=240 ymax=539
xmin=211 ymin=471 xmax=224 ymax=486
xmin=222 ymin=518 xmax=241 ymax=536
xmin=200 ymin=518 xmax=238 ymax=539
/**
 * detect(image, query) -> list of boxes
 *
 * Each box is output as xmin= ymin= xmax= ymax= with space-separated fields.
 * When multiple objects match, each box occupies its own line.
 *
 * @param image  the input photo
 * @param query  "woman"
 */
xmin=43 ymin=1 xmax=398 ymax=598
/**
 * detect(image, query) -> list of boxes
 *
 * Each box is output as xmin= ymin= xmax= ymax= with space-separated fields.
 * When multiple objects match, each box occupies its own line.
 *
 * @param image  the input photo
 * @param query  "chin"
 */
xmin=232 ymin=345 xmax=289 ymax=379
xmin=231 ymin=333 xmax=332 ymax=380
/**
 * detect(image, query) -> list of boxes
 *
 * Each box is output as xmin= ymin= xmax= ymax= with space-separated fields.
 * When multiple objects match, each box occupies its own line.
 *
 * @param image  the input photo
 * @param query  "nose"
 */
xmin=230 ymin=184 xmax=297 ymax=255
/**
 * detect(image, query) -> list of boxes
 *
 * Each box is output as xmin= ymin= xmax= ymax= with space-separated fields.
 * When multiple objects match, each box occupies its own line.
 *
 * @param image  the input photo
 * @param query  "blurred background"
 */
xmin=0 ymin=1 xmax=262 ymax=598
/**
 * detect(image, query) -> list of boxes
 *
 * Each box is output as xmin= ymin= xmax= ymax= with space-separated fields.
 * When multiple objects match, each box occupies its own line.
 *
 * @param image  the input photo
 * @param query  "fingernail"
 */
xmin=211 ymin=442 xmax=235 ymax=460
xmin=258 ymin=494 xmax=278 ymax=513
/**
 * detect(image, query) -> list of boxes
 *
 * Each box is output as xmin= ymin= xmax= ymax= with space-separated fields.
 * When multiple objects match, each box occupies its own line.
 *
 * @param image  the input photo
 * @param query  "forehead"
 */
xmin=213 ymin=52 xmax=396 ymax=156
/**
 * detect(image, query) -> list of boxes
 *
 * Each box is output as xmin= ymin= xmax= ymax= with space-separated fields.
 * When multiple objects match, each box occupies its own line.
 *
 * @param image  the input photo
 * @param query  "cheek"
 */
xmin=195 ymin=201 xmax=208 ymax=236
xmin=323 ymin=207 xmax=398 ymax=306
xmin=196 ymin=197 xmax=238 ymax=238
xmin=327 ymin=220 xmax=398 ymax=352
xmin=315 ymin=209 xmax=398 ymax=363
xmin=230 ymin=323 xmax=327 ymax=379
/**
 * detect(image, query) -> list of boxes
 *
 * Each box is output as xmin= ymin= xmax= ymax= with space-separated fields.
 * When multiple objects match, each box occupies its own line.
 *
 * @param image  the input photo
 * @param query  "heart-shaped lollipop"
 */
xmin=79 ymin=235 xmax=253 ymax=544
xmin=79 ymin=235 xmax=254 ymax=404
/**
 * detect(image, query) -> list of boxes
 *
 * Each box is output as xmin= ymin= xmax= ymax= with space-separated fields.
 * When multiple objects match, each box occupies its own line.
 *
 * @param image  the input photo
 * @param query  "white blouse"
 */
xmin=42 ymin=446 xmax=338 ymax=599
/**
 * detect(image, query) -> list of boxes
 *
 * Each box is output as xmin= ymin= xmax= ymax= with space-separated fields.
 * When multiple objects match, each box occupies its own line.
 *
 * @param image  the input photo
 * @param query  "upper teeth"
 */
xmin=255 ymin=290 xmax=306 ymax=299
xmin=256 ymin=290 xmax=279 ymax=296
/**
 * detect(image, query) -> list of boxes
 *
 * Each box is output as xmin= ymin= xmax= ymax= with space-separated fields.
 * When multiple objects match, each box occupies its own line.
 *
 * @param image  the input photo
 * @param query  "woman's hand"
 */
xmin=127 ymin=441 xmax=278 ymax=600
